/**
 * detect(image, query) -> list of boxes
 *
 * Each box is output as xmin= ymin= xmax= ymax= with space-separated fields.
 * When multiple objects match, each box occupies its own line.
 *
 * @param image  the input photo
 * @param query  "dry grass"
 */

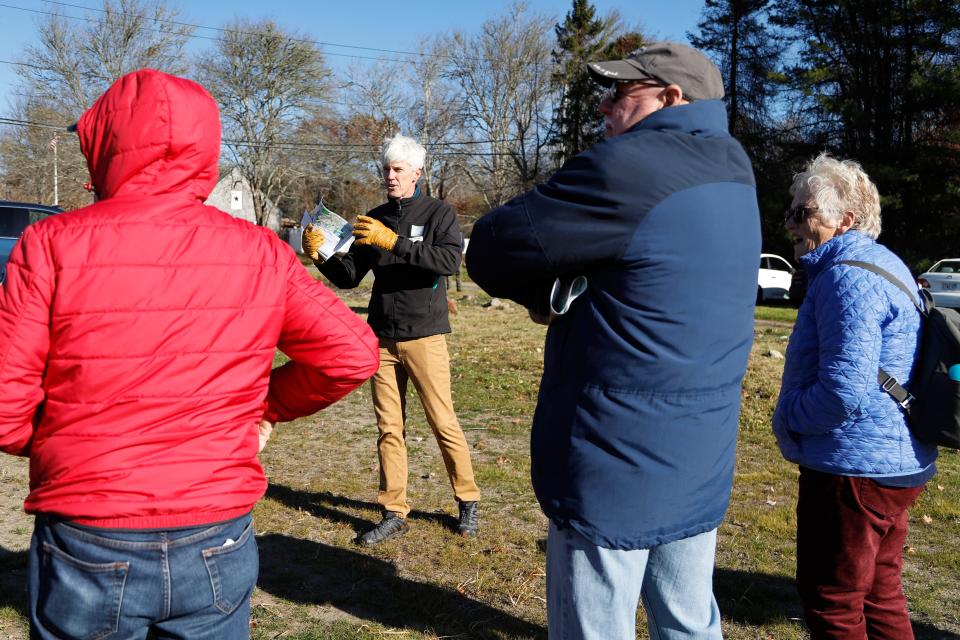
xmin=0 ymin=289 xmax=957 ymax=639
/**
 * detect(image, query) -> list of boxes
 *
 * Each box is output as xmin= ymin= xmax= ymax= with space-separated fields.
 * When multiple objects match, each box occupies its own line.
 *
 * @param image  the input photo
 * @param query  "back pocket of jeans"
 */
xmin=201 ymin=521 xmax=259 ymax=614
xmin=38 ymin=543 xmax=128 ymax=640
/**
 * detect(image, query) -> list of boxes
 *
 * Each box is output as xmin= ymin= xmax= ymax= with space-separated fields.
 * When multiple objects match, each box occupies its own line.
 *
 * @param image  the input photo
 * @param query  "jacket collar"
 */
xmin=389 ymin=184 xmax=422 ymax=207
xmin=630 ymin=100 xmax=730 ymax=139
xmin=800 ymin=230 xmax=872 ymax=280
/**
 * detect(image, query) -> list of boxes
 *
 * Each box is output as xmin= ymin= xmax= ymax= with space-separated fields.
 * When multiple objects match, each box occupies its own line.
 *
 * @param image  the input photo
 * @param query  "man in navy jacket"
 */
xmin=466 ymin=43 xmax=760 ymax=639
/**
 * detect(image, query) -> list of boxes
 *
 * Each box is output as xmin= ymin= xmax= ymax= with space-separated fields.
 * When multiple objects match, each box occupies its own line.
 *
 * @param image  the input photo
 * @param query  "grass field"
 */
xmin=0 ymin=285 xmax=957 ymax=639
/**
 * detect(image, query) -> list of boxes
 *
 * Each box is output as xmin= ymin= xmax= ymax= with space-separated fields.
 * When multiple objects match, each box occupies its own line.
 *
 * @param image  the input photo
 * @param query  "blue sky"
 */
xmin=0 ymin=0 xmax=707 ymax=111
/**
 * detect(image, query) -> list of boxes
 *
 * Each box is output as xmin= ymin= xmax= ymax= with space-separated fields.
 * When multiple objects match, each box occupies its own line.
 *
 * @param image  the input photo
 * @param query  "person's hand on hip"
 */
xmin=258 ymin=420 xmax=274 ymax=453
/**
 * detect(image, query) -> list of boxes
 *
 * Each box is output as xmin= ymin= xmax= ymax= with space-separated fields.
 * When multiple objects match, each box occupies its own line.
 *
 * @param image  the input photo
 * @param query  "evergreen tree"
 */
xmin=688 ymin=0 xmax=784 ymax=137
xmin=549 ymin=0 xmax=608 ymax=163
xmin=772 ymin=0 xmax=960 ymax=266
xmin=600 ymin=32 xmax=646 ymax=60
xmin=689 ymin=0 xmax=789 ymax=255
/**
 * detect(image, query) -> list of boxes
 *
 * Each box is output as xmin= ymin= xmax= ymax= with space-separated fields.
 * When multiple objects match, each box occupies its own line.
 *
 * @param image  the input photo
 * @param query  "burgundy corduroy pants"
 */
xmin=796 ymin=467 xmax=925 ymax=640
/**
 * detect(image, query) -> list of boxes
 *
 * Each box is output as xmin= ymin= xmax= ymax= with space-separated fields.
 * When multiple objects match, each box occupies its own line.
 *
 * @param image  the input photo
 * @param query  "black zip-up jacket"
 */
xmin=317 ymin=188 xmax=461 ymax=339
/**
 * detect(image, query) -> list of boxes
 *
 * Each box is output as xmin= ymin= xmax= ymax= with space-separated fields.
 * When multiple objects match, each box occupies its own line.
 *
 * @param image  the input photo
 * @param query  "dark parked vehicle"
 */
xmin=789 ymin=265 xmax=807 ymax=308
xmin=0 ymin=200 xmax=62 ymax=283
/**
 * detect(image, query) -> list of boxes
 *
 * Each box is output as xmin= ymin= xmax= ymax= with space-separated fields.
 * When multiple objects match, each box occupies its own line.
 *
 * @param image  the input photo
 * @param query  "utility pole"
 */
xmin=49 ymin=134 xmax=59 ymax=206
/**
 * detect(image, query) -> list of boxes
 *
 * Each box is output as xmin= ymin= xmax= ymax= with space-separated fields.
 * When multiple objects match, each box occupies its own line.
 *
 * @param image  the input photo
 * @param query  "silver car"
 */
xmin=918 ymin=259 xmax=960 ymax=309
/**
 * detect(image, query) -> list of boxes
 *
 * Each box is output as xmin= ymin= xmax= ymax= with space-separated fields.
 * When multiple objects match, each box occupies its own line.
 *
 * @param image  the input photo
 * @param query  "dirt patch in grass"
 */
xmin=1 ymin=283 xmax=958 ymax=639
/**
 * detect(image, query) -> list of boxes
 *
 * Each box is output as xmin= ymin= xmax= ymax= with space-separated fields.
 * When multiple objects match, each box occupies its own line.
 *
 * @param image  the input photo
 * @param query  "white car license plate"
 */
xmin=944 ymin=282 xmax=958 ymax=291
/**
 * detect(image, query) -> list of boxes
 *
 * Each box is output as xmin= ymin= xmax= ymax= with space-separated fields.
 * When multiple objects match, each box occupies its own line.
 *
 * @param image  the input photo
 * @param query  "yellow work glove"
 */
xmin=353 ymin=215 xmax=398 ymax=251
xmin=301 ymin=224 xmax=326 ymax=261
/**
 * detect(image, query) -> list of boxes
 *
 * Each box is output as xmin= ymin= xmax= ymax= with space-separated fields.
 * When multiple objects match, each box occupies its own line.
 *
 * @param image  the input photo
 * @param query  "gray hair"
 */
xmin=381 ymin=134 xmax=426 ymax=171
xmin=789 ymin=153 xmax=882 ymax=239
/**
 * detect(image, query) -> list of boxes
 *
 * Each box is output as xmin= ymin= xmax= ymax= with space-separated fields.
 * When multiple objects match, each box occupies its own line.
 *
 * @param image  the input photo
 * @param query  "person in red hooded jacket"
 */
xmin=0 ymin=70 xmax=379 ymax=639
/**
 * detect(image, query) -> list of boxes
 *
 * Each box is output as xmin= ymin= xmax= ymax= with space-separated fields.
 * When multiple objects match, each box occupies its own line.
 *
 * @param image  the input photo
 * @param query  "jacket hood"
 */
xmin=75 ymin=69 xmax=221 ymax=201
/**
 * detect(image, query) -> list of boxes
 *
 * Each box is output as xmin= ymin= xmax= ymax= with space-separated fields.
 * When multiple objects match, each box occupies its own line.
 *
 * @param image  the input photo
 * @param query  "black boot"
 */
xmin=457 ymin=501 xmax=479 ymax=538
xmin=356 ymin=512 xmax=409 ymax=546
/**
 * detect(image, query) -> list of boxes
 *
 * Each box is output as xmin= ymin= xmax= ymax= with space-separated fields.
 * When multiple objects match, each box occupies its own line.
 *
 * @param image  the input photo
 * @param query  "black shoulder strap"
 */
xmin=840 ymin=260 xmax=923 ymax=313
xmin=839 ymin=260 xmax=922 ymax=410
xmin=877 ymin=369 xmax=914 ymax=408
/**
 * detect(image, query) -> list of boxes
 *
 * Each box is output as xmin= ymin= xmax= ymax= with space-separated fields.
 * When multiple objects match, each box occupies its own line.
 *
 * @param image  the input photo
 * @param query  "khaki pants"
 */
xmin=371 ymin=334 xmax=480 ymax=517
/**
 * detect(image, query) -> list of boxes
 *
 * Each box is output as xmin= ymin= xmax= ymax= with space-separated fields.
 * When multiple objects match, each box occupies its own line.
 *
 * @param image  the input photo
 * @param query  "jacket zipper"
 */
xmin=391 ymin=197 xmax=402 ymax=336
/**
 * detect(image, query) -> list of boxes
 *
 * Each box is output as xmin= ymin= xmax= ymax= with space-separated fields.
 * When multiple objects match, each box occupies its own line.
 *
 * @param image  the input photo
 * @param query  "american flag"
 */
xmin=48 ymin=134 xmax=59 ymax=151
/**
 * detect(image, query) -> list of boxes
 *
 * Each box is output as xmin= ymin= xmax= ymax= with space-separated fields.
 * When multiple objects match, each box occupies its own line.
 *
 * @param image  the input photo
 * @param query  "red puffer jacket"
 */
xmin=0 ymin=70 xmax=379 ymax=528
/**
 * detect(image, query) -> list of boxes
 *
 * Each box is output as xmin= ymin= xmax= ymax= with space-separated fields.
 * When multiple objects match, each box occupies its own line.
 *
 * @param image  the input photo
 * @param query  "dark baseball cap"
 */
xmin=587 ymin=42 xmax=724 ymax=101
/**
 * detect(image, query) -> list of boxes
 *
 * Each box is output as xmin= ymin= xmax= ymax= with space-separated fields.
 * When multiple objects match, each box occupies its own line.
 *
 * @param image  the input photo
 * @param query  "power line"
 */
xmin=0 ymin=2 xmax=208 ymax=41
xmin=40 ymin=0 xmax=441 ymax=61
xmin=222 ymin=140 xmax=515 ymax=156
xmin=4 ymin=60 xmax=508 ymax=113
xmin=223 ymin=141 xmax=513 ymax=157
xmin=0 ymin=2 xmax=407 ymax=63
xmin=0 ymin=116 xmax=66 ymax=131
xmin=0 ymin=116 xmax=523 ymax=153
xmin=1 ymin=73 xmax=387 ymax=111
xmin=221 ymin=137 xmax=520 ymax=149
xmin=0 ymin=1 xmax=529 ymax=67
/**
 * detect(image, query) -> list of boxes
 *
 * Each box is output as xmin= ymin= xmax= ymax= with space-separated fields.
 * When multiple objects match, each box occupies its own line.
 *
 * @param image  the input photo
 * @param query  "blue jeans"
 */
xmin=547 ymin=522 xmax=722 ymax=639
xmin=29 ymin=513 xmax=258 ymax=640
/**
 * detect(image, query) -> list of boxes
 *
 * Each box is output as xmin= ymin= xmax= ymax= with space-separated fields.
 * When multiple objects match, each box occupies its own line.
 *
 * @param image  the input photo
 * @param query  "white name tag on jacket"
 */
xmin=410 ymin=225 xmax=425 ymax=242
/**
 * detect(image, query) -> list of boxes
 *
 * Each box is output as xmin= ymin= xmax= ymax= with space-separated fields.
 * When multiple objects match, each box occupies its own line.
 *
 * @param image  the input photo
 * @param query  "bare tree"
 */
xmin=0 ymin=101 xmax=89 ymax=207
xmin=198 ymin=19 xmax=331 ymax=227
xmin=280 ymin=110 xmax=400 ymax=220
xmin=341 ymin=60 xmax=407 ymax=185
xmin=402 ymin=38 xmax=467 ymax=201
xmin=442 ymin=2 xmax=555 ymax=208
xmin=19 ymin=0 xmax=193 ymax=116
xmin=3 ymin=0 xmax=192 ymax=207
xmin=339 ymin=42 xmax=468 ymax=201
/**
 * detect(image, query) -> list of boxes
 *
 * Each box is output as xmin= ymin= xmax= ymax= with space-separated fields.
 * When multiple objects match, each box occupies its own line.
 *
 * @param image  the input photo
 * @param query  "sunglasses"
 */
xmin=602 ymin=80 xmax=666 ymax=104
xmin=784 ymin=205 xmax=818 ymax=225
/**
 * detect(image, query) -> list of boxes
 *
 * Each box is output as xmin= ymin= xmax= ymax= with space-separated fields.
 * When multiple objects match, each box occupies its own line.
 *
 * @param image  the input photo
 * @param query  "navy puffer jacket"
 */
xmin=773 ymin=231 xmax=937 ymax=476
xmin=467 ymin=100 xmax=760 ymax=549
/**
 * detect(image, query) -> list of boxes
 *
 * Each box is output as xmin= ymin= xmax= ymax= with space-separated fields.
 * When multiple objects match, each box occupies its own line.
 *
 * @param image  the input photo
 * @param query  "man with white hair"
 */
xmin=303 ymin=134 xmax=480 ymax=545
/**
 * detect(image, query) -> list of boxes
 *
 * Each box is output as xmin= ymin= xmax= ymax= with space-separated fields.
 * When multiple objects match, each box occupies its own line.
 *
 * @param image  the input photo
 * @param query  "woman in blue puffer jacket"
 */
xmin=773 ymin=154 xmax=937 ymax=640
